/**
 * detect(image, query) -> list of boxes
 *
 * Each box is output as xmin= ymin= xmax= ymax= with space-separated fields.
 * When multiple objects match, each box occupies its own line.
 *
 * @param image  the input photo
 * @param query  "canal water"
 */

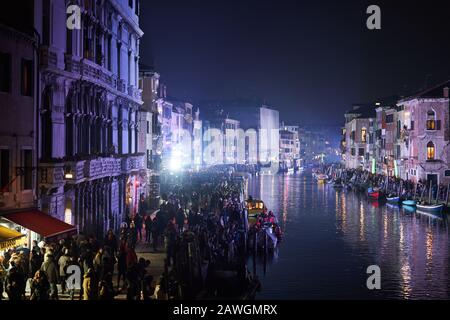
xmin=247 ymin=173 xmax=450 ymax=299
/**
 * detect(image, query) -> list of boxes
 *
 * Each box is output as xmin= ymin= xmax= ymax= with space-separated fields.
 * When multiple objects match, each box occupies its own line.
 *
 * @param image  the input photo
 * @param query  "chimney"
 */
xmin=444 ymin=87 xmax=449 ymax=98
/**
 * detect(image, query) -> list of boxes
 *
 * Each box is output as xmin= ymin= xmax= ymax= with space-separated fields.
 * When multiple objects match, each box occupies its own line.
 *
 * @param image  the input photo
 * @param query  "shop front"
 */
xmin=0 ymin=210 xmax=77 ymax=249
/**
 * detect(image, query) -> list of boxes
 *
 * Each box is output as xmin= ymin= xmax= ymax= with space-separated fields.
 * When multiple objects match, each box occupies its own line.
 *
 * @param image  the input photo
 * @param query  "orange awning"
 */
xmin=0 ymin=225 xmax=26 ymax=251
xmin=3 ymin=210 xmax=77 ymax=241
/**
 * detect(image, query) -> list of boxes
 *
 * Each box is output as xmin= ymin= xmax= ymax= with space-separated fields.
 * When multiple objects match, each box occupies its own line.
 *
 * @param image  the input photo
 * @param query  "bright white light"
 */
xmin=169 ymin=148 xmax=183 ymax=172
xmin=169 ymin=157 xmax=182 ymax=171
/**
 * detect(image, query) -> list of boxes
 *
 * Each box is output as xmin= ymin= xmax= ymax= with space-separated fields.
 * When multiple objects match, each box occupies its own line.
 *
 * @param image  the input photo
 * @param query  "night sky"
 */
xmin=140 ymin=0 xmax=450 ymax=126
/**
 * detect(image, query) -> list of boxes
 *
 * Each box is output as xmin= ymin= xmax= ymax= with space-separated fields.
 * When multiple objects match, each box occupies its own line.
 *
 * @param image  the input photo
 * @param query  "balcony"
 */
xmin=79 ymin=58 xmax=117 ymax=89
xmin=85 ymin=157 xmax=122 ymax=179
xmin=121 ymin=154 xmax=145 ymax=173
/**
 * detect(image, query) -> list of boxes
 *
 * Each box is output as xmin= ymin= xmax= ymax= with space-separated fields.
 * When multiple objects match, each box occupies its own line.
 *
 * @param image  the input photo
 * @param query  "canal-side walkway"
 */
xmin=0 ymin=240 xmax=168 ymax=301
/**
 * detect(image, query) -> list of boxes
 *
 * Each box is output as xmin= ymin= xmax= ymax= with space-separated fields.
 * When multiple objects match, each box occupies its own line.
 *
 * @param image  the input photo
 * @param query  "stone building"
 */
xmin=398 ymin=81 xmax=450 ymax=185
xmin=0 ymin=21 xmax=37 ymax=214
xmin=343 ymin=104 xmax=375 ymax=170
xmin=35 ymin=0 xmax=145 ymax=238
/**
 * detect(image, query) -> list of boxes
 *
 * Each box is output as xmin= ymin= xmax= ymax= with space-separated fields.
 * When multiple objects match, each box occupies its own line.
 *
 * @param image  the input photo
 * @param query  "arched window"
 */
xmin=426 ymin=110 xmax=436 ymax=130
xmin=427 ymin=141 xmax=435 ymax=160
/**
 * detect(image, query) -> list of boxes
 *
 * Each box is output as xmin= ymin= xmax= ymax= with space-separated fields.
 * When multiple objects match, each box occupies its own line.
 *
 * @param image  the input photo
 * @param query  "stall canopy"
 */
xmin=3 ymin=210 xmax=77 ymax=241
xmin=0 ymin=225 xmax=26 ymax=251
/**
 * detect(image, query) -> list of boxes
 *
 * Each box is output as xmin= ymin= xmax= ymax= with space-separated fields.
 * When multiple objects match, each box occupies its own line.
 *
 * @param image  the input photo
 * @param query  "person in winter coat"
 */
xmin=98 ymin=272 xmax=115 ymax=300
xmin=125 ymin=263 xmax=140 ymax=300
xmin=30 ymin=270 xmax=50 ymax=301
xmin=40 ymin=253 xmax=59 ymax=300
xmin=126 ymin=243 xmax=138 ymax=269
xmin=58 ymin=248 xmax=71 ymax=294
xmin=144 ymin=215 xmax=153 ymax=244
xmin=82 ymin=268 xmax=98 ymax=300
xmin=117 ymin=239 xmax=128 ymax=290
xmin=5 ymin=263 xmax=25 ymax=300
xmin=29 ymin=247 xmax=43 ymax=278
xmin=0 ymin=256 xmax=7 ymax=300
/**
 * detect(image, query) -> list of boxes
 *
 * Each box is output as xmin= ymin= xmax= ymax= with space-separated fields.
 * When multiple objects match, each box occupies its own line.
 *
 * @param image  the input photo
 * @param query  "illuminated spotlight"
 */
xmin=169 ymin=156 xmax=183 ymax=172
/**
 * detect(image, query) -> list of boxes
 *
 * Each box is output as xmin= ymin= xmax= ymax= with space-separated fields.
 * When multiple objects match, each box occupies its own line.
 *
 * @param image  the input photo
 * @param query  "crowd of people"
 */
xmin=1 ymin=169 xmax=258 ymax=301
xmin=1 ymin=224 xmax=155 ymax=301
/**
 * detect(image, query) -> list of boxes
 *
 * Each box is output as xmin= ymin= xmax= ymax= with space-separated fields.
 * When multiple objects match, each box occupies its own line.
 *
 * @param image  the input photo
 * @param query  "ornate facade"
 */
xmin=36 ymin=0 xmax=145 ymax=238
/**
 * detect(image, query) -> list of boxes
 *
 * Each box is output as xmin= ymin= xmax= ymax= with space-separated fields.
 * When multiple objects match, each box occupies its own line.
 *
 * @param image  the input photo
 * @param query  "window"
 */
xmin=129 ymin=0 xmax=133 ymax=8
xmin=22 ymin=149 xmax=32 ymax=190
xmin=0 ymin=150 xmax=10 ymax=192
xmin=445 ymin=170 xmax=450 ymax=177
xmin=117 ymin=42 xmax=121 ymax=79
xmin=427 ymin=141 xmax=435 ymax=160
xmin=107 ymin=36 xmax=112 ymax=71
xmin=351 ymin=148 xmax=355 ymax=156
xmin=396 ymin=145 xmax=401 ymax=158
xmin=361 ymin=128 xmax=367 ymax=143
xmin=426 ymin=110 xmax=436 ymax=130
xmin=43 ymin=0 xmax=51 ymax=45
xmin=21 ymin=59 xmax=33 ymax=96
xmin=0 ymin=52 xmax=11 ymax=92
xmin=358 ymin=148 xmax=364 ymax=157
xmin=410 ymin=121 xmax=414 ymax=130
xmin=386 ymin=114 xmax=394 ymax=123
xmin=147 ymin=121 xmax=150 ymax=134
xmin=396 ymin=120 xmax=401 ymax=139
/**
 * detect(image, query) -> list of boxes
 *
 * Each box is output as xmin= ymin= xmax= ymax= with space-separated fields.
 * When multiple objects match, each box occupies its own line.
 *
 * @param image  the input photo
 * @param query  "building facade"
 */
xmin=342 ymin=81 xmax=450 ymax=187
xmin=35 ymin=0 xmax=145 ymax=238
xmin=0 ymin=22 xmax=37 ymax=214
xmin=398 ymin=82 xmax=450 ymax=185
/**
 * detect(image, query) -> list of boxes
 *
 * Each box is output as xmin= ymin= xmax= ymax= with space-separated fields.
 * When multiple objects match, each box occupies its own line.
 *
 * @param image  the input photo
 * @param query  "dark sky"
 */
xmin=140 ymin=0 xmax=450 ymax=126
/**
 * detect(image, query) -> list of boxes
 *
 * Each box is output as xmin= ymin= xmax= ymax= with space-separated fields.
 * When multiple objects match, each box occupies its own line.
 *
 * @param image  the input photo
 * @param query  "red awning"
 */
xmin=3 ymin=210 xmax=77 ymax=241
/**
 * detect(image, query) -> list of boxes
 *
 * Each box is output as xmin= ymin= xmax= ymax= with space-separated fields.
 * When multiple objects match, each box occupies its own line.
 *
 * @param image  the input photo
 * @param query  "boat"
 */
xmin=245 ymin=198 xmax=265 ymax=227
xmin=416 ymin=203 xmax=444 ymax=213
xmin=316 ymin=174 xmax=328 ymax=183
xmin=386 ymin=196 xmax=400 ymax=204
xmin=402 ymin=205 xmax=416 ymax=213
xmin=367 ymin=188 xmax=381 ymax=199
xmin=402 ymin=200 xmax=417 ymax=206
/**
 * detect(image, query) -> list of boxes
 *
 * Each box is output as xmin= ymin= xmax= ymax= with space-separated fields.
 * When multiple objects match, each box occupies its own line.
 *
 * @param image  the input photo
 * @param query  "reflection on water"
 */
xmin=247 ymin=173 xmax=450 ymax=299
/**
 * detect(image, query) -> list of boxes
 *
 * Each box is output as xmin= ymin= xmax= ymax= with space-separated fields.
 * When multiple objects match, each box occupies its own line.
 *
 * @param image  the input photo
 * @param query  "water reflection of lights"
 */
xmin=426 ymin=231 xmax=433 ymax=263
xmin=383 ymin=212 xmax=388 ymax=242
xmin=359 ymin=202 xmax=365 ymax=241
xmin=400 ymin=262 xmax=412 ymax=299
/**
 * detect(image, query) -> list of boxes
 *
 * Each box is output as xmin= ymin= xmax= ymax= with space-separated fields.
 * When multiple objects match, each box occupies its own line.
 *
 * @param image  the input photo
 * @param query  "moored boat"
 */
xmin=416 ymin=203 xmax=444 ymax=213
xmin=367 ymin=187 xmax=381 ymax=199
xmin=402 ymin=200 xmax=417 ymax=206
xmin=386 ymin=196 xmax=400 ymax=203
